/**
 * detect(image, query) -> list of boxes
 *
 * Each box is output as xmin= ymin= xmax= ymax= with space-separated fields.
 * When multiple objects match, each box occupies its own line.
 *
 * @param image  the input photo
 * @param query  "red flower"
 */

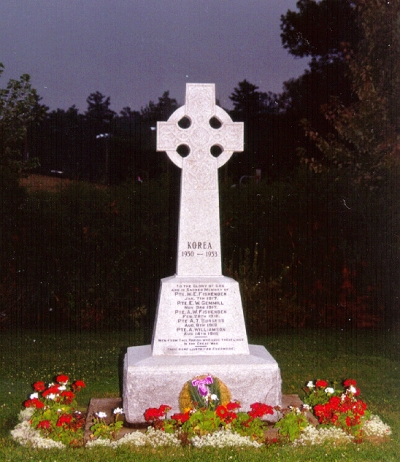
xmin=315 ymin=380 xmax=328 ymax=388
xmin=57 ymin=414 xmax=73 ymax=427
xmin=24 ymin=398 xmax=44 ymax=409
xmin=60 ymin=391 xmax=75 ymax=404
xmin=56 ymin=374 xmax=69 ymax=384
xmin=37 ymin=420 xmax=51 ymax=430
xmin=216 ymin=405 xmax=229 ymax=420
xmin=249 ymin=402 xmax=274 ymax=418
xmin=226 ymin=401 xmax=241 ymax=411
xmin=42 ymin=385 xmax=60 ymax=398
xmin=224 ymin=411 xmax=237 ymax=424
xmin=144 ymin=406 xmax=168 ymax=422
xmin=171 ymin=412 xmax=190 ymax=423
xmin=159 ymin=404 xmax=171 ymax=414
xmin=33 ymin=381 xmax=46 ymax=392
xmin=329 ymin=396 xmax=341 ymax=409
xmin=343 ymin=379 xmax=357 ymax=388
xmin=72 ymin=380 xmax=86 ymax=390
xmin=144 ymin=408 xmax=159 ymax=421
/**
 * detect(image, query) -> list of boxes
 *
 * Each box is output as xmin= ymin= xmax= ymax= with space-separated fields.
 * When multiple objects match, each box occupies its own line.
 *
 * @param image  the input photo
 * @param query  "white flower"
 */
xmin=325 ymin=387 xmax=335 ymax=394
xmin=145 ymin=427 xmax=181 ymax=447
xmin=29 ymin=392 xmax=39 ymax=399
xmin=47 ymin=393 xmax=57 ymax=400
xmin=348 ymin=385 xmax=357 ymax=394
xmin=87 ymin=428 xmax=180 ymax=448
xmin=363 ymin=415 xmax=392 ymax=438
xmin=113 ymin=407 xmax=124 ymax=415
xmin=11 ymin=421 xmax=65 ymax=449
xmin=18 ymin=408 xmax=35 ymax=422
xmin=302 ymin=404 xmax=311 ymax=411
xmin=306 ymin=381 xmax=315 ymax=388
xmin=210 ymin=394 xmax=218 ymax=401
xmin=58 ymin=385 xmax=67 ymax=391
xmin=95 ymin=411 xmax=107 ymax=419
xmin=293 ymin=425 xmax=354 ymax=446
xmin=190 ymin=428 xmax=262 ymax=448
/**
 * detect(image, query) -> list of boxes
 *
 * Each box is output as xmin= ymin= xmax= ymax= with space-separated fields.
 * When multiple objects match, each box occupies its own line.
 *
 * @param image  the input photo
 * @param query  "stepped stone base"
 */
xmin=123 ymin=344 xmax=282 ymax=424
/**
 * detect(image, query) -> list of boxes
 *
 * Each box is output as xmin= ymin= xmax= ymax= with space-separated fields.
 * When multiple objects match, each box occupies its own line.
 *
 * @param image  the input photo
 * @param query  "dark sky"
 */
xmin=0 ymin=0 xmax=308 ymax=113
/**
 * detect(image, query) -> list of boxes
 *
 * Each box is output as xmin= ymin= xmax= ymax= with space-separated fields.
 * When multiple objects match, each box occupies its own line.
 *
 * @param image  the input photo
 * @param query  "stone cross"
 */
xmin=124 ymin=84 xmax=281 ymax=423
xmin=157 ymin=83 xmax=244 ymax=276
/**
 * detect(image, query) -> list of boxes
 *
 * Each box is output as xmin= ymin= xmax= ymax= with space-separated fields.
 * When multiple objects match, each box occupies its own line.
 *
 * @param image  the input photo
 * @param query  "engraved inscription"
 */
xmin=155 ymin=282 xmax=246 ymax=354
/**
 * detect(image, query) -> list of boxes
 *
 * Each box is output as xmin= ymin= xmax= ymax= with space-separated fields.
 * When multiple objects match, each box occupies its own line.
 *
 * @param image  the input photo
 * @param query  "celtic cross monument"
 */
xmin=157 ymin=83 xmax=243 ymax=277
xmin=152 ymin=83 xmax=248 ymax=356
xmin=123 ymin=84 xmax=281 ymax=423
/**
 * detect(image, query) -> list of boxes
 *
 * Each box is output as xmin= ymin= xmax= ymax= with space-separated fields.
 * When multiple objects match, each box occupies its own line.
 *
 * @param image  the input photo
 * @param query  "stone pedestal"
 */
xmin=123 ymin=344 xmax=282 ymax=423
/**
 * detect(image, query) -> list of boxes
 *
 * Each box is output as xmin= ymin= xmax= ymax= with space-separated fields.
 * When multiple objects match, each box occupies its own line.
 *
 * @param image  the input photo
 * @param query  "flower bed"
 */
xmin=11 ymin=374 xmax=392 ymax=449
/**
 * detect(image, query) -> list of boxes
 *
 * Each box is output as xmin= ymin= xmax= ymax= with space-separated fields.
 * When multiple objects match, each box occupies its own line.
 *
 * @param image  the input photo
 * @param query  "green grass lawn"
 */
xmin=1 ymin=327 xmax=399 ymax=461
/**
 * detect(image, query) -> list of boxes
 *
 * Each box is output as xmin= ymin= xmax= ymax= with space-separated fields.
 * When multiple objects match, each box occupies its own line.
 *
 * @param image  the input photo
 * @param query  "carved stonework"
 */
xmin=157 ymin=83 xmax=244 ymax=177
xmin=157 ymin=83 xmax=244 ymax=276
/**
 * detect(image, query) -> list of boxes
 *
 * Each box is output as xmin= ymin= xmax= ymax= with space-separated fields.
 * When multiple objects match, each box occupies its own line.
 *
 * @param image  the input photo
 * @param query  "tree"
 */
xmin=0 ymin=64 xmax=45 ymax=292
xmin=353 ymin=0 xmax=400 ymax=130
xmin=0 ymin=63 xmax=45 ymax=175
xmin=281 ymin=0 xmax=360 ymax=63
xmin=85 ymin=91 xmax=115 ymax=133
xmin=229 ymin=80 xmax=300 ymax=180
xmin=33 ymin=105 xmax=86 ymax=177
xmin=279 ymin=0 xmax=362 ymax=145
xmin=230 ymin=80 xmax=278 ymax=120
xmin=300 ymin=0 xmax=400 ymax=188
xmin=120 ymin=106 xmax=140 ymax=121
xmin=83 ymin=92 xmax=116 ymax=182
xmin=297 ymin=1 xmax=400 ymax=326
xmin=140 ymin=91 xmax=178 ymax=125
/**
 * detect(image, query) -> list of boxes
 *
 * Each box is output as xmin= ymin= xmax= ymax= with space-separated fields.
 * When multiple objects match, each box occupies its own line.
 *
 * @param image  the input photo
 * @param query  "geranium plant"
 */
xmin=90 ymin=408 xmax=124 ymax=440
xmin=12 ymin=373 xmax=391 ymax=449
xmin=23 ymin=374 xmax=86 ymax=447
xmin=143 ymin=375 xmax=275 ymax=443
xmin=304 ymin=378 xmax=370 ymax=441
xmin=302 ymin=379 xmax=339 ymax=407
xmin=144 ymin=400 xmax=274 ymax=443
xmin=274 ymin=405 xmax=309 ymax=441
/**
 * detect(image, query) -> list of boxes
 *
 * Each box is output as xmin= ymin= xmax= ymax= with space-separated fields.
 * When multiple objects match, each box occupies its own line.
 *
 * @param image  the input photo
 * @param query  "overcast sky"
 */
xmin=0 ymin=0 xmax=308 ymax=113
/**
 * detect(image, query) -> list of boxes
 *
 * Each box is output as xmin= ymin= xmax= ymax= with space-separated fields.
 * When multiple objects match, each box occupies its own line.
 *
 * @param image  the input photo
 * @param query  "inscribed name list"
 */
xmin=152 ymin=277 xmax=249 ymax=355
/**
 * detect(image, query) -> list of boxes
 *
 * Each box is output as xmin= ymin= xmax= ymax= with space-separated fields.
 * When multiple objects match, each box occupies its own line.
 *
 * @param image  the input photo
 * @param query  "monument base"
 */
xmin=123 ymin=344 xmax=282 ymax=423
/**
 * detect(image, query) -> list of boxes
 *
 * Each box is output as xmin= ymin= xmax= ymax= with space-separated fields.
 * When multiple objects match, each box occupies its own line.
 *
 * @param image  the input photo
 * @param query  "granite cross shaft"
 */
xmin=157 ymin=83 xmax=244 ymax=276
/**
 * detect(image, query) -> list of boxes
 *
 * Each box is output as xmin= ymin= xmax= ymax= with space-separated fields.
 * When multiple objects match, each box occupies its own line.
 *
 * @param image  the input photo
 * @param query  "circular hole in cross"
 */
xmin=209 ymin=117 xmax=222 ymax=129
xmin=210 ymin=145 xmax=223 ymax=157
xmin=178 ymin=116 xmax=191 ymax=129
xmin=177 ymin=144 xmax=190 ymax=157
